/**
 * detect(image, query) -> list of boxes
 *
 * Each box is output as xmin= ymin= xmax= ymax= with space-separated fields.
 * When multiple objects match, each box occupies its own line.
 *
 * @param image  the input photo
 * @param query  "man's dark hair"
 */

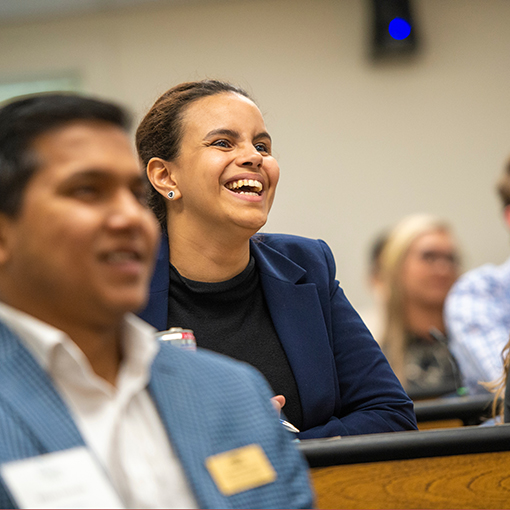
xmin=497 ymin=158 xmax=510 ymax=208
xmin=0 ymin=93 xmax=131 ymax=216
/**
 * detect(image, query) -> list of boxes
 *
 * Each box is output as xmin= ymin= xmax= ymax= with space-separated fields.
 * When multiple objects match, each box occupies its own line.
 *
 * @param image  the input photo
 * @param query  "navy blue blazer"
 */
xmin=139 ymin=233 xmax=417 ymax=439
xmin=0 ymin=320 xmax=313 ymax=509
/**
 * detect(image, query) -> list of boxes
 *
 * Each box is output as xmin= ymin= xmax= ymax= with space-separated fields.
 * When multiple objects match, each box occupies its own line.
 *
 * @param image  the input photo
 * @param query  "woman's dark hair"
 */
xmin=136 ymin=80 xmax=252 ymax=228
xmin=0 ymin=92 xmax=130 ymax=217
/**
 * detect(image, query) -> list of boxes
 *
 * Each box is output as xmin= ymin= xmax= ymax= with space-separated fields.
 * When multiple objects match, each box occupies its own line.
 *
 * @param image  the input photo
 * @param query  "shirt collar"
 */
xmin=0 ymin=301 xmax=66 ymax=371
xmin=0 ymin=302 xmax=160 ymax=383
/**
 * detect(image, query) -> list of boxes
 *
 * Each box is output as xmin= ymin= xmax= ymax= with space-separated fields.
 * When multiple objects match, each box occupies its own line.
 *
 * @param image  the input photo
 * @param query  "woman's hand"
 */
xmin=271 ymin=394 xmax=286 ymax=415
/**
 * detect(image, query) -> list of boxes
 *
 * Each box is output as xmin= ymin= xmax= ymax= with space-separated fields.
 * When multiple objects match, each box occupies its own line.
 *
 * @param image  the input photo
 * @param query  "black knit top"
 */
xmin=167 ymin=257 xmax=303 ymax=429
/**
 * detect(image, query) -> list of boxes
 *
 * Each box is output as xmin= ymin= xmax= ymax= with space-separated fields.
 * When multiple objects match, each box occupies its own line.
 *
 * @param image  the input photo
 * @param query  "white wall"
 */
xmin=1 ymin=0 xmax=509 ymax=310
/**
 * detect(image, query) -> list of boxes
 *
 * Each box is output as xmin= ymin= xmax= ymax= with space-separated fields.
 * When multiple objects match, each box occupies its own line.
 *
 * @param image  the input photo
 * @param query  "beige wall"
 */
xmin=1 ymin=0 xmax=509 ymax=310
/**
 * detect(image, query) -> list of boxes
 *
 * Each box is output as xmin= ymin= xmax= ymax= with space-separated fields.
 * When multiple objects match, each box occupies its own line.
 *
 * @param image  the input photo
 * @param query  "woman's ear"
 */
xmin=146 ymin=157 xmax=182 ymax=200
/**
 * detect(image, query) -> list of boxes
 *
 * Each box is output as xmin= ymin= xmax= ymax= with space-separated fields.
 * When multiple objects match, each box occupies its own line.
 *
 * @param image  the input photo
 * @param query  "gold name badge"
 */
xmin=205 ymin=444 xmax=277 ymax=496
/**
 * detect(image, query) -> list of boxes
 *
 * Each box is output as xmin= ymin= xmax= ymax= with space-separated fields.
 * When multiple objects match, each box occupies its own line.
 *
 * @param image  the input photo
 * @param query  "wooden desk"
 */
xmin=310 ymin=449 xmax=510 ymax=509
xmin=299 ymin=424 xmax=510 ymax=509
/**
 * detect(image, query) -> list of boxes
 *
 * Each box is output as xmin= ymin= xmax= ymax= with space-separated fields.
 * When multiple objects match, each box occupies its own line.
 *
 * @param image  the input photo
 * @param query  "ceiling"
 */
xmin=0 ymin=0 xmax=208 ymax=25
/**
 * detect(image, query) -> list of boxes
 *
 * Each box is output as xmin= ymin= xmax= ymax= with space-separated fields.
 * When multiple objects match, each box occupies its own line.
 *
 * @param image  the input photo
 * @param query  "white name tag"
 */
xmin=0 ymin=447 xmax=125 ymax=509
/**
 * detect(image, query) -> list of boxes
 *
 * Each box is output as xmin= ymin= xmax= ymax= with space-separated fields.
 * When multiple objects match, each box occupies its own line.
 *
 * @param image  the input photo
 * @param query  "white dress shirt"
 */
xmin=0 ymin=303 xmax=197 ymax=509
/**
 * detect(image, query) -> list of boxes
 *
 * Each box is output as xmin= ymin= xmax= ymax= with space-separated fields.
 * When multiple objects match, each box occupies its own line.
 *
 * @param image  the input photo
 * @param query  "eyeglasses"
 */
xmin=417 ymin=250 xmax=460 ymax=267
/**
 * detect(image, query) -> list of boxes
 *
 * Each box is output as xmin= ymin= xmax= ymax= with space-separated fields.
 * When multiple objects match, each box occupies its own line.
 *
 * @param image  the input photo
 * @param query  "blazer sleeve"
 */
xmin=297 ymin=240 xmax=417 ymax=439
xmin=151 ymin=345 xmax=315 ymax=509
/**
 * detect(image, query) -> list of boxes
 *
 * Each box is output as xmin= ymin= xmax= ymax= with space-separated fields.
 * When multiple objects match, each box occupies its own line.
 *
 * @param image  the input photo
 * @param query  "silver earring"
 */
xmin=167 ymin=191 xmax=175 ymax=200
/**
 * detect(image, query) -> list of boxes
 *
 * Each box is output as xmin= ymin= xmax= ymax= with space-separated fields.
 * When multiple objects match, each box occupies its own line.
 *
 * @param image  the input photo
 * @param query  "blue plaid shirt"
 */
xmin=445 ymin=256 xmax=510 ymax=394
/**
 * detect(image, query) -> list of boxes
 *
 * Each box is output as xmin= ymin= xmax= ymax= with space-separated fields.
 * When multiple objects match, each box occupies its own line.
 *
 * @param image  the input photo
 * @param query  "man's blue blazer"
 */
xmin=0 ymin=320 xmax=313 ymax=509
xmin=139 ymin=233 xmax=417 ymax=439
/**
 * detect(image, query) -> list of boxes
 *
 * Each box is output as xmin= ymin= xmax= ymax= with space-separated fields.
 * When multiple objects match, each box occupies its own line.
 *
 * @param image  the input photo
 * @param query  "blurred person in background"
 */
xmin=358 ymin=232 xmax=389 ymax=343
xmin=483 ymin=337 xmax=510 ymax=423
xmin=377 ymin=214 xmax=463 ymax=398
xmin=446 ymin=159 xmax=510 ymax=395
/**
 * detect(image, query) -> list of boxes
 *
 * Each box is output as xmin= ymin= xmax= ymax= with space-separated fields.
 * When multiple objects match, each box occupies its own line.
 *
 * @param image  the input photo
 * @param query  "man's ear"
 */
xmin=0 ymin=213 xmax=14 ymax=266
xmin=504 ymin=205 xmax=510 ymax=230
xmin=146 ymin=157 xmax=182 ymax=201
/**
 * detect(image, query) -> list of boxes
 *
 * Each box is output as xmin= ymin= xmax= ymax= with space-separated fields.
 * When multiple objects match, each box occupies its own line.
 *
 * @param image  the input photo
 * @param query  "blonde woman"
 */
xmin=378 ymin=214 xmax=462 ymax=397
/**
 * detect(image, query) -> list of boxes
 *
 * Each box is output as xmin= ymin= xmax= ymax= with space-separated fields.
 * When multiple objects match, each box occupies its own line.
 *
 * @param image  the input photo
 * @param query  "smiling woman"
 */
xmin=136 ymin=79 xmax=418 ymax=439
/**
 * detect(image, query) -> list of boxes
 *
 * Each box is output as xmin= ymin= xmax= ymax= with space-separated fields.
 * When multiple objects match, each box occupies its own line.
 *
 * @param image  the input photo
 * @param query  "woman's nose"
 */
xmin=237 ymin=146 xmax=263 ymax=167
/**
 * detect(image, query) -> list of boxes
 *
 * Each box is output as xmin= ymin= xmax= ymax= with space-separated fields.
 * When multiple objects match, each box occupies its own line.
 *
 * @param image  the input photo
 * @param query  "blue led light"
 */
xmin=388 ymin=17 xmax=411 ymax=40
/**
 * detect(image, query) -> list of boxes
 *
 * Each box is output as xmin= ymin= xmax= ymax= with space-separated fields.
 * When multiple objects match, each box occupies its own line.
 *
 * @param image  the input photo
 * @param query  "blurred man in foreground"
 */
xmin=0 ymin=93 xmax=312 ymax=509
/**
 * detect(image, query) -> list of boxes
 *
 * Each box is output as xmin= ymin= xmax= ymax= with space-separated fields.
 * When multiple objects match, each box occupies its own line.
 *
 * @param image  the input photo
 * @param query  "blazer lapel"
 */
xmin=0 ymin=322 xmax=85 ymax=455
xmin=148 ymin=352 xmax=231 ymax=509
xmin=250 ymin=238 xmax=338 ymax=431
xmin=143 ymin=234 xmax=339 ymax=431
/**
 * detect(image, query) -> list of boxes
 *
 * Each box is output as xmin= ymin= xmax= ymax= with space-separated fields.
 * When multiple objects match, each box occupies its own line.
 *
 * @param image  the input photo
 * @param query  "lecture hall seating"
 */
xmin=414 ymin=393 xmax=495 ymax=429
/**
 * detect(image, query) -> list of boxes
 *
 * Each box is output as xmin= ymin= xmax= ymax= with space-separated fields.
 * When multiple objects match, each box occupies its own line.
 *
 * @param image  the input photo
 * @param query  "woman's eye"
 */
xmin=211 ymin=139 xmax=231 ymax=148
xmin=255 ymin=143 xmax=270 ymax=154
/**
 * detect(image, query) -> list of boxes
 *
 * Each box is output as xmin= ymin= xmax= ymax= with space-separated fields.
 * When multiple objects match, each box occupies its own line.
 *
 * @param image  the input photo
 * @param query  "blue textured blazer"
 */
xmin=0 ymin=320 xmax=313 ymax=509
xmin=139 ymin=233 xmax=417 ymax=439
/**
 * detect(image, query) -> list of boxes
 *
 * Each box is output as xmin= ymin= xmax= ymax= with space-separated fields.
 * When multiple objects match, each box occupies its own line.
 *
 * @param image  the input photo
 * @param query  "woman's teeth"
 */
xmin=225 ymin=179 xmax=263 ymax=195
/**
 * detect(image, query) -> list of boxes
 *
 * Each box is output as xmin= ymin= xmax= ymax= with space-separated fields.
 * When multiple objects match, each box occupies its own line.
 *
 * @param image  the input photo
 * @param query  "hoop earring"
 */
xmin=167 ymin=191 xmax=175 ymax=200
